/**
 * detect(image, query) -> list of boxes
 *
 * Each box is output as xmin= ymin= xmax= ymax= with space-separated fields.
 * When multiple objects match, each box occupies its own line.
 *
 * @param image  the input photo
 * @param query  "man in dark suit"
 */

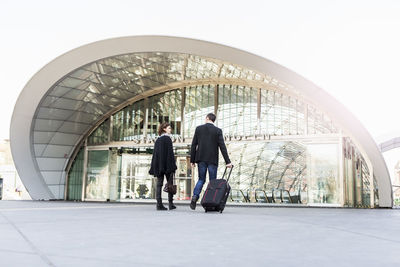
xmin=190 ymin=113 xmax=232 ymax=210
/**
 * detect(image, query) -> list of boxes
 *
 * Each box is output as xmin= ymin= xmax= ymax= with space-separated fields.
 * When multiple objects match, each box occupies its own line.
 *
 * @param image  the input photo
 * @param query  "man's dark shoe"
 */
xmin=169 ymin=203 xmax=177 ymax=210
xmin=190 ymin=196 xmax=198 ymax=210
xmin=156 ymin=204 xmax=168 ymax=210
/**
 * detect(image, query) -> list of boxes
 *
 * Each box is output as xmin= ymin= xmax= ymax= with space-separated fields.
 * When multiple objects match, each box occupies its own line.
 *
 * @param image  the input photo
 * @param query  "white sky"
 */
xmin=1 ymin=0 xmax=400 ymax=178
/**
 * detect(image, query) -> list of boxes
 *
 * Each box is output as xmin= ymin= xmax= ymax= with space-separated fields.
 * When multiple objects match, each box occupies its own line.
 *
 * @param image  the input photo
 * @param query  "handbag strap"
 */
xmin=171 ymin=172 xmax=176 ymax=185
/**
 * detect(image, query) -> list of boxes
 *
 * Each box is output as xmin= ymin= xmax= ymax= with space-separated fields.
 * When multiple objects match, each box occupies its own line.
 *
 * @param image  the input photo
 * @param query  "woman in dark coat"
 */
xmin=149 ymin=122 xmax=177 ymax=210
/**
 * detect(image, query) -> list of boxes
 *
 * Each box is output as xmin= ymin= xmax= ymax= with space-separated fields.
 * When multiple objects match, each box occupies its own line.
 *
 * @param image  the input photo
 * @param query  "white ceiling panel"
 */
xmin=36 ymin=157 xmax=67 ymax=171
xmin=41 ymin=171 xmax=63 ymax=185
xmin=42 ymin=145 xmax=74 ymax=158
xmin=48 ymin=132 xmax=81 ymax=146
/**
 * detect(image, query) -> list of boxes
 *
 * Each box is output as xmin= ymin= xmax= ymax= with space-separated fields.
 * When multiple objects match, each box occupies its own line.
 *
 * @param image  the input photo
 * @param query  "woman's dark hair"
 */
xmin=158 ymin=122 xmax=171 ymax=136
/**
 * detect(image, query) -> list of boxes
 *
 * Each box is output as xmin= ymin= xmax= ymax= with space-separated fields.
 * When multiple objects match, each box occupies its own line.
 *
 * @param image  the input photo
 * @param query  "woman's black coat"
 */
xmin=149 ymin=135 xmax=177 ymax=177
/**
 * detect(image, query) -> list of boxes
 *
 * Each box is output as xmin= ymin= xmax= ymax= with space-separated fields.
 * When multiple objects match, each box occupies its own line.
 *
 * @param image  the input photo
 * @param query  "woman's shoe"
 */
xmin=169 ymin=203 xmax=176 ymax=210
xmin=156 ymin=204 xmax=168 ymax=210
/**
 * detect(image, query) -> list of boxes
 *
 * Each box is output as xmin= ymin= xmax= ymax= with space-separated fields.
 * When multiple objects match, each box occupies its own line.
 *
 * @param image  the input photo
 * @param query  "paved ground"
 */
xmin=0 ymin=201 xmax=400 ymax=267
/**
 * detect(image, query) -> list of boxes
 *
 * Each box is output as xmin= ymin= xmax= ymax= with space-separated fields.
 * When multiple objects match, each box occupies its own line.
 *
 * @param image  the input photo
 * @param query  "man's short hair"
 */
xmin=206 ymin=113 xmax=216 ymax=122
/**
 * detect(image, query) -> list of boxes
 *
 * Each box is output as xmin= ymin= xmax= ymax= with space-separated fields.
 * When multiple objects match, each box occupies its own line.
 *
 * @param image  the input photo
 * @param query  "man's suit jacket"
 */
xmin=190 ymin=123 xmax=231 ymax=166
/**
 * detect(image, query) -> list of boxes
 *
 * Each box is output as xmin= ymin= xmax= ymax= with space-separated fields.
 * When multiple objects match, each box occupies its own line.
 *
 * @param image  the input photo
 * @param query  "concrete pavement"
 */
xmin=0 ymin=200 xmax=399 ymax=267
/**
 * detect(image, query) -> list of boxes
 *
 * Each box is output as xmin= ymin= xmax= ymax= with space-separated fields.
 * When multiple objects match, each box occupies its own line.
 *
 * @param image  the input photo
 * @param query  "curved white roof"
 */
xmin=10 ymin=36 xmax=392 ymax=206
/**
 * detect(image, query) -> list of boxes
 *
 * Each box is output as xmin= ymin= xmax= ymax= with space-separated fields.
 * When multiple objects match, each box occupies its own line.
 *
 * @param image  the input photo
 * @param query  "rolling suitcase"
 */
xmin=200 ymin=166 xmax=233 ymax=213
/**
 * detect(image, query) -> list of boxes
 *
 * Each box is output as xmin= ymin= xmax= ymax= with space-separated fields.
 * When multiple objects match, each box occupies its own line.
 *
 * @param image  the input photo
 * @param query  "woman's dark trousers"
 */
xmin=156 ymin=173 xmax=174 ymax=210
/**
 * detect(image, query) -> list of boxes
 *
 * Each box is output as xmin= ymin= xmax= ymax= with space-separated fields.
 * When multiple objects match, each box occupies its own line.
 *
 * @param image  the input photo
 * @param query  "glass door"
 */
xmin=306 ymin=143 xmax=340 ymax=205
xmin=175 ymin=156 xmax=193 ymax=200
xmin=85 ymin=150 xmax=110 ymax=201
xmin=120 ymin=154 xmax=154 ymax=201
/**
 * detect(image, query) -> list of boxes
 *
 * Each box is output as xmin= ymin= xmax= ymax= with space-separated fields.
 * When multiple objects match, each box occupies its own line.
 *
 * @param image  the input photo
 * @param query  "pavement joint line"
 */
xmin=40 ymin=253 xmax=165 ymax=266
xmin=0 ymin=205 xmax=140 ymax=212
xmin=272 ymin=214 xmax=400 ymax=244
xmin=317 ymin=224 xmax=400 ymax=244
xmin=0 ymin=248 xmax=38 ymax=256
xmin=0 ymin=211 xmax=56 ymax=267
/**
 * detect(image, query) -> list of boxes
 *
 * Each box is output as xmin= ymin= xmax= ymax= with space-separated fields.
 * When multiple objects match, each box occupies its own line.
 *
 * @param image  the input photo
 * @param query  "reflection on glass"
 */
xmin=343 ymin=138 xmax=372 ymax=207
xmin=360 ymin=160 xmax=371 ymax=207
xmin=67 ymin=147 xmax=84 ymax=200
xmin=89 ymin=85 xmax=341 ymax=144
xmin=184 ymin=85 xmax=214 ymax=138
xmin=112 ymin=100 xmax=145 ymax=141
xmin=175 ymin=156 xmax=192 ymax=200
xmin=217 ymin=141 xmax=308 ymax=204
xmin=260 ymin=90 xmax=306 ymax=136
xmin=88 ymin=118 xmax=110 ymax=145
xmin=109 ymin=148 xmax=121 ymax=201
xmin=307 ymin=144 xmax=339 ymax=204
xmin=307 ymin=105 xmax=337 ymax=134
xmin=85 ymin=150 xmax=109 ymax=200
xmin=217 ymin=85 xmax=257 ymax=136
xmin=148 ymin=90 xmax=182 ymax=137
xmin=120 ymin=154 xmax=153 ymax=200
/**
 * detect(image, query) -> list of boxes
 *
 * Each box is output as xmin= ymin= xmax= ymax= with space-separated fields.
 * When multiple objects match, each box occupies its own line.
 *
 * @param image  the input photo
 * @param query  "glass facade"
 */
xmin=260 ymin=90 xmax=306 ymax=136
xmin=120 ymin=153 xmax=153 ymax=200
xmin=218 ymin=85 xmax=258 ymax=136
xmin=148 ymin=90 xmax=182 ymax=137
xmin=306 ymin=144 xmax=340 ymax=205
xmin=67 ymin=147 xmax=84 ymax=200
xmin=185 ymin=85 xmax=215 ymax=138
xmin=85 ymin=150 xmax=109 ymax=200
xmin=66 ymin=84 xmax=376 ymax=207
xmin=112 ymin=100 xmax=146 ymax=142
xmin=343 ymin=138 xmax=373 ymax=208
xmin=217 ymin=141 xmax=307 ymax=204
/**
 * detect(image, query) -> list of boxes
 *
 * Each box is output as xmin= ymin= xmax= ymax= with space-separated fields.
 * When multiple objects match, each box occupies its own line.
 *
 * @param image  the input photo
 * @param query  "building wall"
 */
xmin=0 ymin=140 xmax=31 ymax=200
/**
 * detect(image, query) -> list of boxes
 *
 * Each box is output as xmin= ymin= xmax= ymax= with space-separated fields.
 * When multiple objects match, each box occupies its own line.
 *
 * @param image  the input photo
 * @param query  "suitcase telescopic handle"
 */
xmin=222 ymin=165 xmax=234 ymax=182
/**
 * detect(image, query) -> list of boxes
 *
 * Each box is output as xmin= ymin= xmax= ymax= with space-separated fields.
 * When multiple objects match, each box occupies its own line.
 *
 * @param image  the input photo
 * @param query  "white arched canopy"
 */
xmin=10 ymin=36 xmax=392 ymax=207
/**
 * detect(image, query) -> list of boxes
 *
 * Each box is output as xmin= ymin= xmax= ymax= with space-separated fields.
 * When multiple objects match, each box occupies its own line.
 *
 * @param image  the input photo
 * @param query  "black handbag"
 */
xmin=163 ymin=173 xmax=177 ymax=195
